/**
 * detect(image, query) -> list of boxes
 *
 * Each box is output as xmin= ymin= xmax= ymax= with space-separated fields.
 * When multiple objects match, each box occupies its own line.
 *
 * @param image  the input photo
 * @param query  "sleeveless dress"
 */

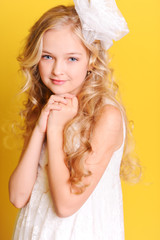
xmin=13 ymin=101 xmax=126 ymax=240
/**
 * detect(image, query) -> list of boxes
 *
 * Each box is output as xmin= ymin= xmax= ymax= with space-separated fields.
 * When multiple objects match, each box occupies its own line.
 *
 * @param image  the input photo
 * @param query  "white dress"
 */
xmin=13 ymin=102 xmax=126 ymax=240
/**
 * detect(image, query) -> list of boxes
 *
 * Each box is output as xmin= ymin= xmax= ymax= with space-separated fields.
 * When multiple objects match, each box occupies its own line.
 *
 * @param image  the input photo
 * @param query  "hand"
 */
xmin=36 ymin=94 xmax=70 ymax=133
xmin=47 ymin=94 xmax=78 ymax=132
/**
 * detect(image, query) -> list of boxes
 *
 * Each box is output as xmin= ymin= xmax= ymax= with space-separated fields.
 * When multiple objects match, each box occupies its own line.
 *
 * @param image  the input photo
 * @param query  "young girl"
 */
xmin=9 ymin=1 xmax=140 ymax=239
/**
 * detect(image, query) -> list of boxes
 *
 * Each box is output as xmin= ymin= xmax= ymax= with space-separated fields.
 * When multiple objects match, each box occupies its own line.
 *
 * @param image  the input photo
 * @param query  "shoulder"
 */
xmin=91 ymin=104 xmax=124 ymax=153
xmin=95 ymin=104 xmax=123 ymax=136
xmin=99 ymin=104 xmax=123 ymax=129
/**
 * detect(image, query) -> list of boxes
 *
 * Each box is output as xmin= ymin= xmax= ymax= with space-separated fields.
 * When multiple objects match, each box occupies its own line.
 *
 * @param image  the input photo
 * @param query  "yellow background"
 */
xmin=0 ymin=0 xmax=159 ymax=239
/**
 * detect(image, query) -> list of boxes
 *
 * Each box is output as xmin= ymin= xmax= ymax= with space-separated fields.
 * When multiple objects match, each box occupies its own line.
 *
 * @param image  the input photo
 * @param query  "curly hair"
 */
xmin=17 ymin=5 xmax=141 ymax=194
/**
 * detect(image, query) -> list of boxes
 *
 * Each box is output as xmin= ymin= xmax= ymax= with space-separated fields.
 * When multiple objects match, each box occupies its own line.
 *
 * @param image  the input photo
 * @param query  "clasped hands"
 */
xmin=37 ymin=94 xmax=78 ymax=133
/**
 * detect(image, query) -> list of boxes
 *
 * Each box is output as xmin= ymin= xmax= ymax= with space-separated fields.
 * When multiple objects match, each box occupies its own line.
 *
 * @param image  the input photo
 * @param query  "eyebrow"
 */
xmin=42 ymin=50 xmax=82 ymax=56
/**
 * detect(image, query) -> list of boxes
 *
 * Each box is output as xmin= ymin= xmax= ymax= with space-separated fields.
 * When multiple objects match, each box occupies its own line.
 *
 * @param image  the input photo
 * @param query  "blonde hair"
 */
xmin=17 ymin=5 xmax=141 ymax=194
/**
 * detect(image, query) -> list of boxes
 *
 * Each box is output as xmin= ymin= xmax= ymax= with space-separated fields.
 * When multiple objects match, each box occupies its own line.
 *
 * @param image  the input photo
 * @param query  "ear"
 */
xmin=87 ymin=60 xmax=93 ymax=72
xmin=86 ymin=70 xmax=92 ymax=76
xmin=87 ymin=60 xmax=93 ymax=75
xmin=87 ymin=64 xmax=92 ymax=72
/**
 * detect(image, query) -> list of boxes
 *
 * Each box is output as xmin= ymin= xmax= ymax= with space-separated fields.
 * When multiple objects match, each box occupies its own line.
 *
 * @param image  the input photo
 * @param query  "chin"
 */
xmin=50 ymin=89 xmax=70 ymax=95
xmin=50 ymin=88 xmax=78 ymax=96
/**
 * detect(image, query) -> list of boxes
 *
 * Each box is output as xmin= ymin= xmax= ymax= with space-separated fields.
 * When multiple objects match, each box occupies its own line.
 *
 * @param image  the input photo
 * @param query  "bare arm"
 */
xmin=8 ymin=126 xmax=45 ymax=208
xmin=47 ymin=100 xmax=123 ymax=218
xmin=8 ymin=94 xmax=68 ymax=208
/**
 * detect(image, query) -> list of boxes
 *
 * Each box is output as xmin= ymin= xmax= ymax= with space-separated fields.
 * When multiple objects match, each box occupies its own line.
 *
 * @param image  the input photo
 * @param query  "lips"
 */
xmin=51 ymin=79 xmax=67 ymax=85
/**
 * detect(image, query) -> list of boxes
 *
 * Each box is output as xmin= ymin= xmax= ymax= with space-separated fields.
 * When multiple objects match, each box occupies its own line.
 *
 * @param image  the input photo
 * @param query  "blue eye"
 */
xmin=42 ymin=55 xmax=52 ymax=60
xmin=68 ymin=57 xmax=78 ymax=62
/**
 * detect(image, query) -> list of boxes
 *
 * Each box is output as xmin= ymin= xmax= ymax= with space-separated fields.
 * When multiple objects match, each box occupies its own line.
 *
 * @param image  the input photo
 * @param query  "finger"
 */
xmin=49 ymin=95 xmax=68 ymax=104
xmin=44 ymin=102 xmax=61 ymax=112
xmin=49 ymin=105 xmax=62 ymax=111
xmin=72 ymin=96 xmax=78 ymax=107
xmin=65 ymin=98 xmax=72 ymax=106
xmin=59 ymin=93 xmax=75 ymax=99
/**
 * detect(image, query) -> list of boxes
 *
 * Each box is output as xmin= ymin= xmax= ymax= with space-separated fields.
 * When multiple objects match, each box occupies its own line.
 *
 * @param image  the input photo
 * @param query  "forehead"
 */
xmin=42 ymin=26 xmax=88 ymax=55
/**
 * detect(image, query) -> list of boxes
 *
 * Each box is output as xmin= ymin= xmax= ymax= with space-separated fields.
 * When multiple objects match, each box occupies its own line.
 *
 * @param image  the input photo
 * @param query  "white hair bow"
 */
xmin=73 ymin=0 xmax=129 ymax=50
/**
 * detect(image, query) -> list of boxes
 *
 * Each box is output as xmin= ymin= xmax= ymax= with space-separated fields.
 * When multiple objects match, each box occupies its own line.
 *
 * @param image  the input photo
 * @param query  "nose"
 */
xmin=52 ymin=59 xmax=64 ymax=76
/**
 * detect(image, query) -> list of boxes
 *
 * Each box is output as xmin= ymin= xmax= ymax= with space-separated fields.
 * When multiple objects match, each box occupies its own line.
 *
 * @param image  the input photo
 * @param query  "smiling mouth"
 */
xmin=51 ymin=79 xmax=67 ymax=85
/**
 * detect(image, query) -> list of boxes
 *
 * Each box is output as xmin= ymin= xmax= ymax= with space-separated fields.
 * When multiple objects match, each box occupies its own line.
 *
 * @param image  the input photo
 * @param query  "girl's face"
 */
xmin=38 ymin=26 xmax=90 ymax=96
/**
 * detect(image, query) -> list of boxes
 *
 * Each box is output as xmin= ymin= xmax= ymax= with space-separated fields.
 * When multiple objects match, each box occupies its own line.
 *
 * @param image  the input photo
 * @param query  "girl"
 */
xmin=9 ymin=1 xmax=141 ymax=239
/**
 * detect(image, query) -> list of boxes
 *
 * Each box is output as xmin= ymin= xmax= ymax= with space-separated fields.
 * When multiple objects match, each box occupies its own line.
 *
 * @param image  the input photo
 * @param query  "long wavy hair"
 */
xmin=17 ymin=5 xmax=141 ymax=194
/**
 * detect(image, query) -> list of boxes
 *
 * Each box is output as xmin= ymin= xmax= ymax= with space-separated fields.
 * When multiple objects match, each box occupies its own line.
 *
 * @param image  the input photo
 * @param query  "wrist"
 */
xmin=47 ymin=125 xmax=64 ymax=136
xmin=47 ymin=126 xmax=64 ymax=149
xmin=34 ymin=124 xmax=46 ymax=138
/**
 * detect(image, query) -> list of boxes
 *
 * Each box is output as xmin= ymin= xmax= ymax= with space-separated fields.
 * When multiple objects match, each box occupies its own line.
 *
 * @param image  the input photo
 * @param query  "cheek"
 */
xmin=38 ymin=62 xmax=44 ymax=77
xmin=71 ymin=63 xmax=88 ymax=78
xmin=71 ymin=70 xmax=87 ymax=84
xmin=80 ymin=65 xmax=88 ymax=80
xmin=38 ymin=61 xmax=51 ymax=77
